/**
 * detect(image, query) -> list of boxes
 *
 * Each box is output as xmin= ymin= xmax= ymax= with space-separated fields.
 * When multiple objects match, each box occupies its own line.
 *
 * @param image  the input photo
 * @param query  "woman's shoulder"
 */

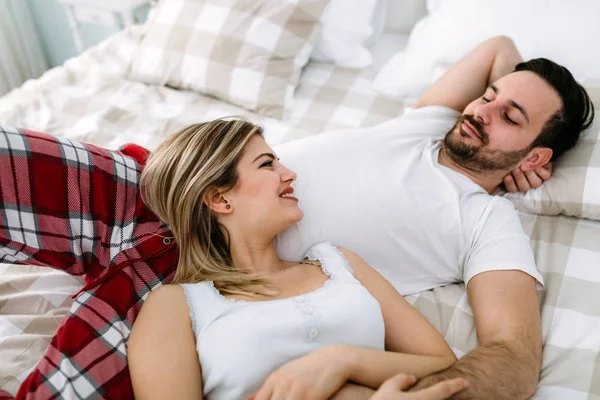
xmin=131 ymin=285 xmax=194 ymax=352
xmin=335 ymin=247 xmax=379 ymax=282
xmin=304 ymin=242 xmax=367 ymax=278
xmin=142 ymin=284 xmax=189 ymax=316
xmin=148 ymin=283 xmax=186 ymax=298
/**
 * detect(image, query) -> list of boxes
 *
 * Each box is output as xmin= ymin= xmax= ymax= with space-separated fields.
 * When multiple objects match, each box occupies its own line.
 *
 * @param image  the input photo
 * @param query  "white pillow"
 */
xmin=311 ymin=0 xmax=379 ymax=68
xmin=374 ymin=0 xmax=600 ymax=99
xmin=365 ymin=0 xmax=388 ymax=46
xmin=426 ymin=0 xmax=443 ymax=13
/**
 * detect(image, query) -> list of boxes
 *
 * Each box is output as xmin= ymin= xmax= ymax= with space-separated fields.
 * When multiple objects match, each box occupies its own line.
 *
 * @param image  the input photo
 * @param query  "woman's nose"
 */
xmin=281 ymin=165 xmax=297 ymax=183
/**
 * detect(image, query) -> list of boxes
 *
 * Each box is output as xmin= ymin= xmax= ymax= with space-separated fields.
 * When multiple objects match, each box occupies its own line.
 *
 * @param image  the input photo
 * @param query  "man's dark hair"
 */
xmin=515 ymin=58 xmax=595 ymax=161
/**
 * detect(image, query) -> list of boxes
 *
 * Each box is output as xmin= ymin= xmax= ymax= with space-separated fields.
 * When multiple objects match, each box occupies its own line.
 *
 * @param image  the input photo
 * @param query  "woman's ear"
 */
xmin=204 ymin=188 xmax=232 ymax=214
xmin=519 ymin=147 xmax=553 ymax=172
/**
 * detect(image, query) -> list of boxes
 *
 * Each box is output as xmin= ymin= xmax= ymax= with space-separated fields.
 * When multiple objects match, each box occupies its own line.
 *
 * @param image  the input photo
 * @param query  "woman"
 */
xmin=128 ymin=118 xmax=468 ymax=399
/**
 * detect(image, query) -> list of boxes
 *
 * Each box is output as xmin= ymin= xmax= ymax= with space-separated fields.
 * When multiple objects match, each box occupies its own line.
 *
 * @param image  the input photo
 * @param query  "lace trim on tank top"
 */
xmin=181 ymin=284 xmax=198 ymax=337
xmin=305 ymin=242 xmax=354 ymax=276
xmin=206 ymin=242 xmax=349 ymax=304
xmin=327 ymin=244 xmax=355 ymax=275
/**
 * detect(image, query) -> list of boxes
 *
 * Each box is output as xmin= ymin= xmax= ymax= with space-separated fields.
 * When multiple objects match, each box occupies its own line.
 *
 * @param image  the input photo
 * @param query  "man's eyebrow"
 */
xmin=489 ymin=84 xmax=530 ymax=123
xmin=253 ymin=153 xmax=275 ymax=163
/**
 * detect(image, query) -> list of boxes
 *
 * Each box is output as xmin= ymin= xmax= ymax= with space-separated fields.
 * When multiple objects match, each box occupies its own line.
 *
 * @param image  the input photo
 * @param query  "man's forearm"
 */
xmin=414 ymin=36 xmax=524 ymax=111
xmin=410 ymin=340 xmax=540 ymax=400
xmin=487 ymin=37 xmax=524 ymax=86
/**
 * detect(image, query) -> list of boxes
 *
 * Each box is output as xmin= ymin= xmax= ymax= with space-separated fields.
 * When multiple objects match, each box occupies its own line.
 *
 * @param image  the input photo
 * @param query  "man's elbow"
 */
xmin=488 ymin=35 xmax=515 ymax=49
xmin=506 ymin=337 xmax=542 ymax=399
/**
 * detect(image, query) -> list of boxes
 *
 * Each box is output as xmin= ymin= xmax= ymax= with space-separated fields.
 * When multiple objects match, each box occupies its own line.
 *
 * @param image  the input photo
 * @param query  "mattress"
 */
xmin=1 ymin=25 xmax=600 ymax=399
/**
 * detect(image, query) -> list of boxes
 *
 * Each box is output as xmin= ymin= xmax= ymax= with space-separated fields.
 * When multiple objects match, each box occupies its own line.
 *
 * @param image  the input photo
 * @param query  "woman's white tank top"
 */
xmin=180 ymin=242 xmax=385 ymax=399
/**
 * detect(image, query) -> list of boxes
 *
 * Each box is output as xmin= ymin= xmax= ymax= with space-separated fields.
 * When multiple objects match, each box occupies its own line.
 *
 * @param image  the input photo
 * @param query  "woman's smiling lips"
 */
xmin=279 ymin=186 xmax=299 ymax=202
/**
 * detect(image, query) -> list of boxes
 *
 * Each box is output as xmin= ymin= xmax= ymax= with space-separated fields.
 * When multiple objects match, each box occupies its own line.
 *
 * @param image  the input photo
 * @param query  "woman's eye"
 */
xmin=260 ymin=160 xmax=273 ymax=168
xmin=482 ymin=97 xmax=491 ymax=103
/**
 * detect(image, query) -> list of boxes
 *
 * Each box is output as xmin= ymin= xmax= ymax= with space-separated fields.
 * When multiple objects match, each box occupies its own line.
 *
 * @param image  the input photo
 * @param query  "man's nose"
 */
xmin=473 ymin=103 xmax=492 ymax=125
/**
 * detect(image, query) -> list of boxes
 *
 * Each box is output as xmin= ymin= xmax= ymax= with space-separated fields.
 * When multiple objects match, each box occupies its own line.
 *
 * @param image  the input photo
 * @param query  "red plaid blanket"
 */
xmin=0 ymin=126 xmax=178 ymax=399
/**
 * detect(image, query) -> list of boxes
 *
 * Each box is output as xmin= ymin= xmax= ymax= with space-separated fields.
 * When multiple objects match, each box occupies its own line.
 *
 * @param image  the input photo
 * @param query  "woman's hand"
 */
xmin=370 ymin=374 xmax=468 ymax=400
xmin=249 ymin=346 xmax=350 ymax=400
xmin=329 ymin=383 xmax=375 ymax=399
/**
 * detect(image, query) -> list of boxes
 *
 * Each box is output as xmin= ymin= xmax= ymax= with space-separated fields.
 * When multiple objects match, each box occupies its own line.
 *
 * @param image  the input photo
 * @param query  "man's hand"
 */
xmin=370 ymin=374 xmax=468 ymax=400
xmin=250 ymin=347 xmax=348 ymax=400
xmin=503 ymin=163 xmax=553 ymax=192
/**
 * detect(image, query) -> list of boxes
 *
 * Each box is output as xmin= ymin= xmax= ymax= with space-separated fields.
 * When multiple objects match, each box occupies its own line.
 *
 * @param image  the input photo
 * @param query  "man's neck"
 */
xmin=437 ymin=145 xmax=506 ymax=194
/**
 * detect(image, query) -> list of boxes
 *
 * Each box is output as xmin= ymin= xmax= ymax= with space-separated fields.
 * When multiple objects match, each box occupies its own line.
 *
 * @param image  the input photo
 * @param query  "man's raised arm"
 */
xmin=410 ymin=270 xmax=542 ymax=399
xmin=414 ymin=36 xmax=523 ymax=111
xmin=414 ymin=36 xmax=552 ymax=193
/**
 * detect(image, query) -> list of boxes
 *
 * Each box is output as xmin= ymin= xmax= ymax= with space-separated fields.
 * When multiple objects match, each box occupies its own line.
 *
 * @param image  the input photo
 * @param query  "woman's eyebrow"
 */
xmin=253 ymin=153 xmax=275 ymax=163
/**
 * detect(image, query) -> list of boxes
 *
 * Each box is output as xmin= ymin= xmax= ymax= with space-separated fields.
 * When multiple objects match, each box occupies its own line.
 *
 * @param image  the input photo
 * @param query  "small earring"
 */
xmin=225 ymin=204 xmax=231 ymax=209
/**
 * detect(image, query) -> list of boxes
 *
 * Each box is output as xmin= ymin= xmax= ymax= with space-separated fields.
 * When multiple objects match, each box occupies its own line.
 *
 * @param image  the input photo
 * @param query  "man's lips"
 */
xmin=462 ymin=120 xmax=481 ymax=140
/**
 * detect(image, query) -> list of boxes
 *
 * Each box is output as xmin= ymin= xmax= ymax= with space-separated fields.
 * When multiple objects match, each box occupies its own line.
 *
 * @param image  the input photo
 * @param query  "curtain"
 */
xmin=0 ymin=0 xmax=48 ymax=96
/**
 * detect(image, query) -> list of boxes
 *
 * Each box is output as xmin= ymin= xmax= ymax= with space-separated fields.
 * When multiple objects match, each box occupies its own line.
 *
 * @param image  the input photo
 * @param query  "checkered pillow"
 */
xmin=504 ymin=83 xmax=600 ymax=220
xmin=127 ymin=0 xmax=329 ymax=119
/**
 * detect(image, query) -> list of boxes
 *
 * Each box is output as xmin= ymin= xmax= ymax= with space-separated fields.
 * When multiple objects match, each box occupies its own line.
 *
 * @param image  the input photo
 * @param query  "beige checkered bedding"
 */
xmin=0 ymin=266 xmax=84 ymax=395
xmin=504 ymin=88 xmax=600 ymax=221
xmin=128 ymin=0 xmax=330 ymax=119
xmin=0 ymin=26 xmax=402 ymax=150
xmin=1 ymin=25 xmax=600 ymax=399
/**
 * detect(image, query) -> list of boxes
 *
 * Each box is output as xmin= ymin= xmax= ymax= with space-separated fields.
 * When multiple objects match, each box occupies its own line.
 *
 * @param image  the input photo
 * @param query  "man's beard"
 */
xmin=443 ymin=115 xmax=531 ymax=172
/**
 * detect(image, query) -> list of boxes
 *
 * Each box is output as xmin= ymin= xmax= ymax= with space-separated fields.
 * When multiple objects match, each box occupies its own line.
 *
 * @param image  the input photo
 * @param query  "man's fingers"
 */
xmin=416 ymin=378 xmax=469 ymax=400
xmin=524 ymin=170 xmax=543 ymax=189
xmin=503 ymin=174 xmax=518 ymax=193
xmin=512 ymin=168 xmax=531 ymax=192
xmin=381 ymin=373 xmax=417 ymax=391
xmin=536 ymin=163 xmax=553 ymax=181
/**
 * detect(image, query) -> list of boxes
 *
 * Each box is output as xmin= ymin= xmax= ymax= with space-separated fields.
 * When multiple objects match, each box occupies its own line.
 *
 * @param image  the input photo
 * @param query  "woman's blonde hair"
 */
xmin=141 ymin=117 xmax=274 ymax=296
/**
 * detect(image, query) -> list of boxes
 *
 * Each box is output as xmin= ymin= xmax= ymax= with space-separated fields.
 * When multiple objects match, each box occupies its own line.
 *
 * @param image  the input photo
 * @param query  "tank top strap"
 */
xmin=303 ymin=242 xmax=357 ymax=283
xmin=179 ymin=281 xmax=233 ymax=339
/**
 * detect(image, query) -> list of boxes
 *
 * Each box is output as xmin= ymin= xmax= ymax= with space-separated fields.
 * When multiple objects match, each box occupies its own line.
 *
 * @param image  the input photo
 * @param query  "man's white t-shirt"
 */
xmin=274 ymin=106 xmax=543 ymax=295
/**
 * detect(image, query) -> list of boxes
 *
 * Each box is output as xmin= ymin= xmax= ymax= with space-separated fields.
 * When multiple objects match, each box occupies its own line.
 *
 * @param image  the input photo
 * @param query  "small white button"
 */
xmin=308 ymin=328 xmax=318 ymax=338
xmin=303 ymin=307 xmax=314 ymax=314
xmin=163 ymin=237 xmax=171 ymax=245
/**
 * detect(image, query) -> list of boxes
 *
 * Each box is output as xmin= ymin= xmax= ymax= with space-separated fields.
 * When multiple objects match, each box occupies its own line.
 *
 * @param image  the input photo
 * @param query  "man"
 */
xmin=270 ymin=36 xmax=594 ymax=399
xmin=407 ymin=36 xmax=595 ymax=398
xmin=0 ymin=36 xmax=593 ymax=400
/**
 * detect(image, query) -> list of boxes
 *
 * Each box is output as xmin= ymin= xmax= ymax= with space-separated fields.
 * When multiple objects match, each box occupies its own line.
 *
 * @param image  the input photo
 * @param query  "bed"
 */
xmin=1 ymin=0 xmax=600 ymax=398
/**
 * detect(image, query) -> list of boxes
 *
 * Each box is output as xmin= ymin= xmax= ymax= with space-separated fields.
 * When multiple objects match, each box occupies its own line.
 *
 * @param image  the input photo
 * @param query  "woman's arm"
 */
xmin=128 ymin=285 xmax=203 ymax=399
xmin=338 ymin=247 xmax=457 ymax=387
xmin=252 ymin=249 xmax=457 ymax=399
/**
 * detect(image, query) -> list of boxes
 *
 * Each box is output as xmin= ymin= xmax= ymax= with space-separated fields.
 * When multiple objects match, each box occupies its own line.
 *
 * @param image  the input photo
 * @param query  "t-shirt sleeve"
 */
xmin=463 ymin=196 xmax=544 ymax=288
xmin=375 ymin=105 xmax=461 ymax=140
